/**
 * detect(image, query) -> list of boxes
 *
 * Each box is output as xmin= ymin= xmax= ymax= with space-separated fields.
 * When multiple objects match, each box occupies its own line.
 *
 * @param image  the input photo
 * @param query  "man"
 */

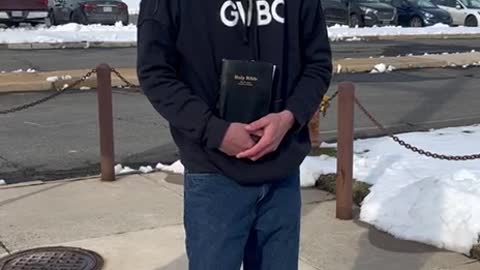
xmin=137 ymin=0 xmax=332 ymax=269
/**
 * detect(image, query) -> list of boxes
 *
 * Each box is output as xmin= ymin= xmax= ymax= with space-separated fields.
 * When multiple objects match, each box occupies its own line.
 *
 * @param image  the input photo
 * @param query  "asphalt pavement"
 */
xmin=1 ymin=67 xmax=479 ymax=184
xmin=0 ymin=38 xmax=478 ymax=72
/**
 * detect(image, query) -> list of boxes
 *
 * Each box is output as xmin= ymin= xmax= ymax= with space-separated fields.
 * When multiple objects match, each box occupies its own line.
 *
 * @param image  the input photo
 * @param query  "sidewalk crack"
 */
xmin=0 ymin=238 xmax=11 ymax=255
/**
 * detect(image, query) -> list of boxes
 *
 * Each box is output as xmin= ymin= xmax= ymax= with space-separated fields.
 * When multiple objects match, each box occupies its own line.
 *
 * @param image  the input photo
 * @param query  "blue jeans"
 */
xmin=184 ymin=171 xmax=301 ymax=270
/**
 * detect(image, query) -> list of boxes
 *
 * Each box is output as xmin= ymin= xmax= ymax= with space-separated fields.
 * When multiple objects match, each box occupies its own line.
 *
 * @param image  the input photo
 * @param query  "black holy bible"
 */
xmin=218 ymin=59 xmax=276 ymax=124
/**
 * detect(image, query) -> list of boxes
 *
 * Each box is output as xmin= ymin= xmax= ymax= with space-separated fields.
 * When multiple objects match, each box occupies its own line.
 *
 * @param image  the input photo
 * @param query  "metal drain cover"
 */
xmin=0 ymin=246 xmax=103 ymax=270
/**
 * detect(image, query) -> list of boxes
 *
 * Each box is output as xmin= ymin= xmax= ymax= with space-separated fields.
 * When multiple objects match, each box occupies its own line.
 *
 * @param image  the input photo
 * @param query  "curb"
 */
xmin=0 ymin=52 xmax=479 ymax=93
xmin=5 ymin=41 xmax=137 ymax=50
xmin=2 ymin=34 xmax=480 ymax=50
xmin=350 ymin=34 xmax=480 ymax=41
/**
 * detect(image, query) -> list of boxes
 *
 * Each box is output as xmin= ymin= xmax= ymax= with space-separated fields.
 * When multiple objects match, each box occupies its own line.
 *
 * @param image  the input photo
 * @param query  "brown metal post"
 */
xmin=96 ymin=63 xmax=115 ymax=181
xmin=336 ymin=82 xmax=354 ymax=220
xmin=309 ymin=109 xmax=321 ymax=149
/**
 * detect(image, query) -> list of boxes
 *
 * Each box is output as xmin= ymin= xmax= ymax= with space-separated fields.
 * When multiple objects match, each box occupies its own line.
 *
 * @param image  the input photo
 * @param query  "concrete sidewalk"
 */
xmin=0 ymin=52 xmax=479 ymax=93
xmin=0 ymin=172 xmax=478 ymax=270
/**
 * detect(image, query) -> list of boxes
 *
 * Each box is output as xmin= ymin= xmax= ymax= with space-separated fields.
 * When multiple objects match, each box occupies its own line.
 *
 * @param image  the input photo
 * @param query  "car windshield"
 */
xmin=460 ymin=0 xmax=480 ymax=8
xmin=408 ymin=0 xmax=437 ymax=7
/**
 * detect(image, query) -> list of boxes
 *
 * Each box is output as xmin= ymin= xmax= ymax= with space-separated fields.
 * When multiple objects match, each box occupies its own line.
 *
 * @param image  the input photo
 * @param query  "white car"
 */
xmin=434 ymin=0 xmax=480 ymax=26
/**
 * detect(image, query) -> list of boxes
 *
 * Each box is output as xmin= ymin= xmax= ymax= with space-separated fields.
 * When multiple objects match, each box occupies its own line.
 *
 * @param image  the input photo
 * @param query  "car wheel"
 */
xmin=48 ymin=11 xmax=57 ymax=26
xmin=5 ymin=22 xmax=20 ymax=28
xmin=465 ymin=15 xmax=478 ymax=27
xmin=409 ymin=16 xmax=423 ymax=27
xmin=72 ymin=10 xmax=88 ymax=25
xmin=349 ymin=13 xmax=363 ymax=27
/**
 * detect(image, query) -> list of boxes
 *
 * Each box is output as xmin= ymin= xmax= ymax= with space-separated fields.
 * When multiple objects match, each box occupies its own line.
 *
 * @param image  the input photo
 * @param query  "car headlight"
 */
xmin=360 ymin=7 xmax=378 ymax=14
xmin=422 ymin=11 xmax=434 ymax=18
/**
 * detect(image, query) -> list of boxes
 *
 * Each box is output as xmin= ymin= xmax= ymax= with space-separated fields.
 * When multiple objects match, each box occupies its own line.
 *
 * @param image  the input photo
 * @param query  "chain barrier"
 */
xmin=319 ymin=90 xmax=480 ymax=160
xmin=0 ymin=67 xmax=142 ymax=115
xmin=320 ymin=91 xmax=338 ymax=117
xmin=354 ymin=97 xmax=480 ymax=161
xmin=111 ymin=68 xmax=141 ymax=89
xmin=0 ymin=69 xmax=97 ymax=115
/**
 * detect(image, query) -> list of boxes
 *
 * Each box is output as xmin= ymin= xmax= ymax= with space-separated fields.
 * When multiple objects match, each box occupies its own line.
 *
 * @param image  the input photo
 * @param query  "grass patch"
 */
xmin=471 ymin=244 xmax=480 ymax=260
xmin=315 ymin=173 xmax=372 ymax=206
xmin=309 ymin=147 xmax=337 ymax=157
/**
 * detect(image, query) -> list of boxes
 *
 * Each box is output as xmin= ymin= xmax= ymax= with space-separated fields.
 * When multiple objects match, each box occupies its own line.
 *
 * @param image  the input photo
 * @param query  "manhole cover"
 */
xmin=0 ymin=246 xmax=103 ymax=270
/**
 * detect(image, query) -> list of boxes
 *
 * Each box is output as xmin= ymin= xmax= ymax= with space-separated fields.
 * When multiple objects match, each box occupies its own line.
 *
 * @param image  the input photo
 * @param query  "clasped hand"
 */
xmin=219 ymin=110 xmax=295 ymax=161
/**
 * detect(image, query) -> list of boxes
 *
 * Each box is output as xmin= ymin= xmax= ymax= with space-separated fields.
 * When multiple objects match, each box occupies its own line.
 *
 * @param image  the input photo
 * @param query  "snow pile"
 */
xmin=370 ymin=63 xmax=395 ymax=73
xmin=114 ymin=162 xmax=183 ymax=175
xmin=2 ymin=23 xmax=480 ymax=44
xmin=301 ymin=124 xmax=480 ymax=254
xmin=114 ymin=164 xmax=136 ymax=175
xmin=300 ymin=155 xmax=337 ymax=187
xmin=156 ymin=160 xmax=185 ymax=174
xmin=0 ymin=23 xmax=136 ymax=44
xmin=0 ymin=179 xmax=6 ymax=185
xmin=328 ymin=24 xmax=480 ymax=41
xmin=139 ymin=165 xmax=154 ymax=174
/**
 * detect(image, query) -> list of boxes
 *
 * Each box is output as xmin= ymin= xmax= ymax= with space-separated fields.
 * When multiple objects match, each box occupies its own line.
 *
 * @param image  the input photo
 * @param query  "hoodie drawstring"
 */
xmin=234 ymin=0 xmax=259 ymax=61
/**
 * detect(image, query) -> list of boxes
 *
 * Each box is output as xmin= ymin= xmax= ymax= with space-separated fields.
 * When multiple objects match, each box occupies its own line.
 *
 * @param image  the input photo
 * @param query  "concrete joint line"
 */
xmin=0 ymin=238 xmax=11 ymax=254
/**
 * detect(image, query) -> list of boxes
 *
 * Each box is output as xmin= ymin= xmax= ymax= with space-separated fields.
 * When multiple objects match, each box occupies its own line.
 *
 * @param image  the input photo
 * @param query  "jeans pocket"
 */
xmin=184 ymin=173 xmax=225 ymax=191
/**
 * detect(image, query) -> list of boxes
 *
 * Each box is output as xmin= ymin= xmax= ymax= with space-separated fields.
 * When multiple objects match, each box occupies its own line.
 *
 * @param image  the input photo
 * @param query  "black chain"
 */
xmin=111 ymin=68 xmax=140 ymax=89
xmin=354 ymin=97 xmax=480 ymax=161
xmin=0 ymin=67 xmax=142 ymax=115
xmin=320 ymin=91 xmax=339 ymax=117
xmin=0 ymin=69 xmax=97 ymax=115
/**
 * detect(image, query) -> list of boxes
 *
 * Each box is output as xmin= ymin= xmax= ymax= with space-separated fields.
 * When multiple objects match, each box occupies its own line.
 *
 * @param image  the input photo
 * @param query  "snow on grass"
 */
xmin=1 ymin=23 xmax=480 ymax=45
xmin=115 ymin=123 xmax=480 ymax=254
xmin=303 ymin=124 xmax=480 ymax=255
xmin=46 ymin=75 xmax=72 ymax=82
xmin=46 ymin=76 xmax=59 ymax=82
xmin=370 ymin=63 xmax=395 ymax=73
xmin=300 ymin=155 xmax=336 ymax=187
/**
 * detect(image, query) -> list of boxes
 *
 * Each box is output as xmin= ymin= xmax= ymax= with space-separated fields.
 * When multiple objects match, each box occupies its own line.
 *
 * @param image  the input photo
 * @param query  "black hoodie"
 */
xmin=137 ymin=0 xmax=332 ymax=184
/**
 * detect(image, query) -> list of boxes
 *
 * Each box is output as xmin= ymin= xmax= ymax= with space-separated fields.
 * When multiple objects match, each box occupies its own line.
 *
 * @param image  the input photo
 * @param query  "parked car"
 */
xmin=434 ymin=0 xmax=480 ymax=26
xmin=322 ymin=0 xmax=397 ymax=26
xmin=322 ymin=0 xmax=350 ymax=26
xmin=0 ymin=0 xmax=50 ymax=27
xmin=48 ymin=0 xmax=129 ymax=26
xmin=348 ymin=0 xmax=398 ymax=27
xmin=382 ymin=0 xmax=453 ymax=26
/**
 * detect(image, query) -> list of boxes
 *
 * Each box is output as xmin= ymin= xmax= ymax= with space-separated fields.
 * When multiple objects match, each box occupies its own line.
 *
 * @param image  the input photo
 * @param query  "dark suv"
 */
xmin=321 ymin=0 xmax=397 ymax=26
xmin=48 ymin=0 xmax=128 ymax=25
xmin=382 ymin=0 xmax=452 ymax=26
xmin=348 ymin=0 xmax=398 ymax=27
